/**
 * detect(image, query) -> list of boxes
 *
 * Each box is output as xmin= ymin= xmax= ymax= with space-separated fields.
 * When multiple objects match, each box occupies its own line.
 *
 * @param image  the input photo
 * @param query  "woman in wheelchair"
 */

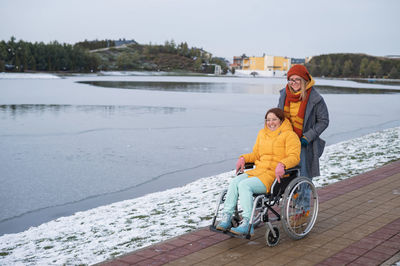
xmin=216 ymin=108 xmax=300 ymax=236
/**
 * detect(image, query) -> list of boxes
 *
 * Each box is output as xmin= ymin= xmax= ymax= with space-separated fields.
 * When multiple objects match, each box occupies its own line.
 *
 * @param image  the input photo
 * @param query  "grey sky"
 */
xmin=1 ymin=0 xmax=399 ymax=60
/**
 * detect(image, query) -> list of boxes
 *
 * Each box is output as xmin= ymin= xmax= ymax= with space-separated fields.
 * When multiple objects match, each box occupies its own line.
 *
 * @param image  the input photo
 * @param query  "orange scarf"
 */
xmin=283 ymin=85 xmax=312 ymax=138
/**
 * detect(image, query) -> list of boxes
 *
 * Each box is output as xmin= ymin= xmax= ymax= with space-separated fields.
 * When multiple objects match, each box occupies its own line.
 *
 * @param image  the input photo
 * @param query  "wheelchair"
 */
xmin=209 ymin=163 xmax=318 ymax=246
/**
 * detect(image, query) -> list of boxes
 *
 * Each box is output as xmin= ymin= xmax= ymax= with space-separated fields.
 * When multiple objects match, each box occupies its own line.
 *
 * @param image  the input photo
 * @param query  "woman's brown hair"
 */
xmin=265 ymin=108 xmax=285 ymax=122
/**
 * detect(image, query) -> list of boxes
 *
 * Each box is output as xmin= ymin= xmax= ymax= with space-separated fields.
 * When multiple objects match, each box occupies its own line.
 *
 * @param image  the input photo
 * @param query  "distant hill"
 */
xmin=306 ymin=53 xmax=400 ymax=79
xmin=91 ymin=41 xmax=228 ymax=74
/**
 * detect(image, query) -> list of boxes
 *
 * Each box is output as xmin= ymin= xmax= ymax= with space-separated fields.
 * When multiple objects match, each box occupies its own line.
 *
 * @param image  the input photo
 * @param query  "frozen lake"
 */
xmin=1 ymin=72 xmax=400 ymax=235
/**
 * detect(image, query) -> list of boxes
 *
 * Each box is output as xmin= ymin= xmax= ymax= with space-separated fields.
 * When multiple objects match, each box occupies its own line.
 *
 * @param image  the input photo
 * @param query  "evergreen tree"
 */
xmin=28 ymin=55 xmax=36 ymax=71
xmin=194 ymin=57 xmax=202 ymax=71
xmin=306 ymin=59 xmax=320 ymax=77
xmin=375 ymin=61 xmax=384 ymax=78
xmin=321 ymin=56 xmax=332 ymax=76
xmin=389 ymin=66 xmax=399 ymax=79
xmin=331 ymin=61 xmax=341 ymax=77
xmin=116 ymin=51 xmax=140 ymax=70
xmin=359 ymin=58 xmax=369 ymax=77
xmin=366 ymin=60 xmax=382 ymax=78
xmin=342 ymin=60 xmax=353 ymax=77
xmin=0 ymin=41 xmax=8 ymax=64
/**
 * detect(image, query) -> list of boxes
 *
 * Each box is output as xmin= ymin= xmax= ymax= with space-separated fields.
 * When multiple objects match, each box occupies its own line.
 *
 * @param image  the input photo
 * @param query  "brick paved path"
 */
xmin=99 ymin=160 xmax=400 ymax=266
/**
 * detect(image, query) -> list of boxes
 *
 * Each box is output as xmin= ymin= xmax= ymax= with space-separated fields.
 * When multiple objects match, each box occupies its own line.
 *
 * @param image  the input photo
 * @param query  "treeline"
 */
xmin=75 ymin=39 xmax=116 ymax=50
xmin=0 ymin=37 xmax=228 ymax=74
xmin=0 ymin=37 xmax=100 ymax=72
xmin=306 ymin=53 xmax=400 ymax=79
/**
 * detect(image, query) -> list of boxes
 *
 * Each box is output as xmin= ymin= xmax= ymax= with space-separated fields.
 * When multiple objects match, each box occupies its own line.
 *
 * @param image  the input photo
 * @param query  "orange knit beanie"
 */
xmin=287 ymin=65 xmax=311 ymax=81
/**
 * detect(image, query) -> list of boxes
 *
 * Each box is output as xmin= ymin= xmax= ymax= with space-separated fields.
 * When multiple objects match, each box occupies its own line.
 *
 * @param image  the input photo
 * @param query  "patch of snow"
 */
xmin=99 ymin=71 xmax=170 ymax=76
xmin=0 ymin=73 xmax=59 ymax=79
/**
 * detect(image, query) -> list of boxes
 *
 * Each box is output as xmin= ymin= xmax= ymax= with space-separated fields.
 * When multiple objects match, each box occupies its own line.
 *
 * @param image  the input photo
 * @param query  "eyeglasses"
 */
xmin=265 ymin=118 xmax=280 ymax=123
xmin=288 ymin=78 xmax=302 ymax=84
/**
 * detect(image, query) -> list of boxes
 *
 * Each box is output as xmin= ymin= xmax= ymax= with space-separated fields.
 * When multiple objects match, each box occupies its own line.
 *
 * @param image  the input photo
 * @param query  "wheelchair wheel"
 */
xmin=281 ymin=176 xmax=318 ymax=240
xmin=265 ymin=225 xmax=280 ymax=247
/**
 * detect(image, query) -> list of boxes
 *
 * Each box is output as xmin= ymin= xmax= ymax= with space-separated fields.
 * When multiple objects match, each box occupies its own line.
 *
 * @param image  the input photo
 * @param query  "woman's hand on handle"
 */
xmin=275 ymin=162 xmax=285 ymax=183
xmin=236 ymin=157 xmax=245 ymax=174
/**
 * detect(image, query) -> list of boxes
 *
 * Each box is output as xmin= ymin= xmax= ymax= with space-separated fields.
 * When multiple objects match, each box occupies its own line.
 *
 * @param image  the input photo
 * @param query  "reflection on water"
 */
xmin=315 ymin=85 xmax=400 ymax=94
xmin=78 ymin=81 xmax=400 ymax=94
xmin=78 ymin=81 xmax=283 ymax=94
xmin=0 ymin=104 xmax=186 ymax=119
xmin=350 ymin=78 xmax=400 ymax=86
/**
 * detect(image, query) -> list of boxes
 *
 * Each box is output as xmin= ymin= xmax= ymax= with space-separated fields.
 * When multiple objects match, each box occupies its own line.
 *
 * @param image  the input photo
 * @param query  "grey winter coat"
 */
xmin=278 ymin=87 xmax=329 ymax=177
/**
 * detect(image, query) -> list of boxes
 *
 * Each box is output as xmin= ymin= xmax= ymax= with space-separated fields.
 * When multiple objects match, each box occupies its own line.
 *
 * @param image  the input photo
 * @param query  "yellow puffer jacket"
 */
xmin=241 ymin=118 xmax=301 ymax=192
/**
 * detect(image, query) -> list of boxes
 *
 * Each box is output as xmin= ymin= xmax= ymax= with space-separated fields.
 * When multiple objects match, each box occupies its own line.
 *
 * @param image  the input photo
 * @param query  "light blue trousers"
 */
xmin=223 ymin=173 xmax=267 ymax=220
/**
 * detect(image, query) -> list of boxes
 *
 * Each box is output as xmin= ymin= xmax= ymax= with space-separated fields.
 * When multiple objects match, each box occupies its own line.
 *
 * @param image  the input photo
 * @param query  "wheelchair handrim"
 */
xmin=283 ymin=178 xmax=319 ymax=238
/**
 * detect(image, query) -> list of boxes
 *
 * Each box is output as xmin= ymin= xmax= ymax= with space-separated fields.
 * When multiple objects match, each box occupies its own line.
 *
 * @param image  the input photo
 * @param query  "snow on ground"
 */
xmin=0 ymin=126 xmax=399 ymax=265
xmin=0 ymin=73 xmax=59 ymax=79
xmin=99 ymin=71 xmax=170 ymax=76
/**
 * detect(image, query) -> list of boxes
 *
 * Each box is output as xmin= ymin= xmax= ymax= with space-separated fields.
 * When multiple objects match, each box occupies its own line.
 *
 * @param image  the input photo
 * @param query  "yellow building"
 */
xmin=251 ymin=56 xmax=265 ymax=70
xmin=242 ymin=56 xmax=264 ymax=71
xmin=241 ymin=55 xmax=290 ymax=72
xmin=233 ymin=54 xmax=302 ymax=77
xmin=264 ymin=55 xmax=291 ymax=72
xmin=242 ymin=57 xmax=250 ymax=69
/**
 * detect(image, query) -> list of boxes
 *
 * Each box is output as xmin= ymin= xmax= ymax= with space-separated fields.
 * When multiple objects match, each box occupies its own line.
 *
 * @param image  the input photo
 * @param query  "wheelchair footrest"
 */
xmin=209 ymin=225 xmax=252 ymax=240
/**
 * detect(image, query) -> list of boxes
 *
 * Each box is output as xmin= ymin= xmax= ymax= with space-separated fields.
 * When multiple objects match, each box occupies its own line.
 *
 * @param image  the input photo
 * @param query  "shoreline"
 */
xmin=2 ymin=71 xmax=400 ymax=83
xmin=0 ymin=159 xmax=235 ymax=236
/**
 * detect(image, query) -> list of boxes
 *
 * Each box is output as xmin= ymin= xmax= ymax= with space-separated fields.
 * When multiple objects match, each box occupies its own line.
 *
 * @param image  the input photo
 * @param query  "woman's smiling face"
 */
xmin=265 ymin=112 xmax=282 ymax=131
xmin=288 ymin=74 xmax=303 ymax=92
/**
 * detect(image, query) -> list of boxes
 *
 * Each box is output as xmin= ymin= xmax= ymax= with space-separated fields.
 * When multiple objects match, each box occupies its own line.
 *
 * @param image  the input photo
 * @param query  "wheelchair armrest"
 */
xmin=270 ymin=165 xmax=300 ymax=197
xmin=284 ymin=166 xmax=300 ymax=175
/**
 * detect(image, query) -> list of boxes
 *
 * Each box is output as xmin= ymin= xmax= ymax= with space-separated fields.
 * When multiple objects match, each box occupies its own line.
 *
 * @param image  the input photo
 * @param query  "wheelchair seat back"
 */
xmin=270 ymin=167 xmax=299 ymax=197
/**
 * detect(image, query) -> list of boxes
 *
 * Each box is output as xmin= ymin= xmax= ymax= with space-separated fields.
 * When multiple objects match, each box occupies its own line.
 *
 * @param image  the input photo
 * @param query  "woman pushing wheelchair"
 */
xmin=216 ymin=108 xmax=301 ymax=235
xmin=278 ymin=64 xmax=329 ymax=221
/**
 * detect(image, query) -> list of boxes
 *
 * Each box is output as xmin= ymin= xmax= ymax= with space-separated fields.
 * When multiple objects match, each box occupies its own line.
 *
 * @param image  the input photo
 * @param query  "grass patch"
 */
xmin=35 ymin=238 xmax=50 ymax=244
xmin=151 ymin=209 xmax=164 ymax=215
xmin=177 ymin=224 xmax=196 ymax=230
xmin=117 ymin=237 xmax=146 ymax=247
xmin=199 ymin=215 xmax=213 ymax=221
xmin=65 ymin=236 xmax=78 ymax=242
xmin=110 ymin=252 xmax=121 ymax=257
xmin=186 ymin=219 xmax=196 ymax=224
xmin=130 ymin=215 xmax=149 ymax=219
xmin=139 ymin=224 xmax=150 ymax=229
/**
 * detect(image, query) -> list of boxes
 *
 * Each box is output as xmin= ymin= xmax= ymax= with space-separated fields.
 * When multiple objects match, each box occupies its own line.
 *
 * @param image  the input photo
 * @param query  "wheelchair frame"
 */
xmin=209 ymin=164 xmax=319 ymax=246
